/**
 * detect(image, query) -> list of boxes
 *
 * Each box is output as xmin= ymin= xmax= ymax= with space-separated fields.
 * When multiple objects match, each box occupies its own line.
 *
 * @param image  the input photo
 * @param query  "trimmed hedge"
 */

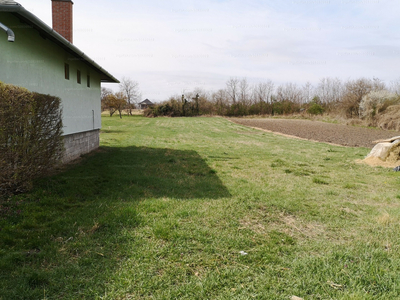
xmin=0 ymin=82 xmax=63 ymax=197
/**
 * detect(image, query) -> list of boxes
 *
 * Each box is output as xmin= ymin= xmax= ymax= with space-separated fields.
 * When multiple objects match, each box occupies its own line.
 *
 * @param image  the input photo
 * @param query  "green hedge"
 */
xmin=0 ymin=82 xmax=63 ymax=197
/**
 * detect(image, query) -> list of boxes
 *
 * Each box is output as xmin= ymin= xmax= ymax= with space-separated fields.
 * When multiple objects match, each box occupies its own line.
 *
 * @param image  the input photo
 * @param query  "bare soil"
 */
xmin=230 ymin=118 xmax=400 ymax=148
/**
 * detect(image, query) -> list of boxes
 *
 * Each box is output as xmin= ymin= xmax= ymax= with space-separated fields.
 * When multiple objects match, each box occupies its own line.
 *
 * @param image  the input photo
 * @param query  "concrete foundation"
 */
xmin=62 ymin=129 xmax=100 ymax=162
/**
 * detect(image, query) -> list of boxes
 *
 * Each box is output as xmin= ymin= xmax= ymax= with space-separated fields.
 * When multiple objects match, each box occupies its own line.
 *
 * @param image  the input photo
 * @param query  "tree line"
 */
xmin=144 ymin=77 xmax=400 ymax=120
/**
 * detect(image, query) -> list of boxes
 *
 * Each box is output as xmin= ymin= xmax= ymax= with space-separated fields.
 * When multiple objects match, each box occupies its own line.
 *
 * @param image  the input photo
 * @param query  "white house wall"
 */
xmin=0 ymin=12 xmax=102 ymax=136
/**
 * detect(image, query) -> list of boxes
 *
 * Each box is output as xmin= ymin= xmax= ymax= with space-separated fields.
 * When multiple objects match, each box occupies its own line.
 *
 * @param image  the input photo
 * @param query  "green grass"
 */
xmin=1 ymin=115 xmax=400 ymax=299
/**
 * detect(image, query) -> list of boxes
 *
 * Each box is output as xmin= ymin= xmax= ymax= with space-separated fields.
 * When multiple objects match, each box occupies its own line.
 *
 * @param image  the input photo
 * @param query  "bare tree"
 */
xmin=264 ymin=80 xmax=275 ymax=104
xmin=119 ymin=77 xmax=141 ymax=115
xmin=316 ymin=77 xmax=343 ymax=105
xmin=372 ymin=77 xmax=386 ymax=91
xmin=275 ymin=82 xmax=302 ymax=104
xmin=340 ymin=78 xmax=379 ymax=118
xmin=252 ymin=83 xmax=264 ymax=104
xmin=389 ymin=78 xmax=400 ymax=95
xmin=192 ymin=87 xmax=209 ymax=101
xmin=251 ymin=81 xmax=274 ymax=104
xmin=301 ymin=82 xmax=313 ymax=104
xmin=249 ymin=81 xmax=274 ymax=114
xmin=330 ymin=78 xmax=344 ymax=104
xmin=238 ymin=78 xmax=251 ymax=105
xmin=212 ymin=89 xmax=229 ymax=115
xmin=225 ymin=77 xmax=240 ymax=104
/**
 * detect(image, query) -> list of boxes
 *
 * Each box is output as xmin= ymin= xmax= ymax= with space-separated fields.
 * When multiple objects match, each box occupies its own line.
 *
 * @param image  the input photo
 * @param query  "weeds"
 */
xmin=313 ymin=177 xmax=329 ymax=185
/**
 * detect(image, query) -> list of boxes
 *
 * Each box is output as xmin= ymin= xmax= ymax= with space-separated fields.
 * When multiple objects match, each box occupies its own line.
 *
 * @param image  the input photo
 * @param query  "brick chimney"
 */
xmin=52 ymin=0 xmax=73 ymax=43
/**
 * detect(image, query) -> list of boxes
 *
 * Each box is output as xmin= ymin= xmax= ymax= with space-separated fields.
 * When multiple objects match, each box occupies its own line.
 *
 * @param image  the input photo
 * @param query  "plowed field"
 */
xmin=230 ymin=118 xmax=400 ymax=148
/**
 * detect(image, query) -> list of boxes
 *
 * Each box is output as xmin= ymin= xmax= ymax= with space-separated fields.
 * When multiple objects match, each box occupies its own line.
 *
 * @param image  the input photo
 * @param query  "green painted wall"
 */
xmin=0 ymin=13 xmax=102 ymax=136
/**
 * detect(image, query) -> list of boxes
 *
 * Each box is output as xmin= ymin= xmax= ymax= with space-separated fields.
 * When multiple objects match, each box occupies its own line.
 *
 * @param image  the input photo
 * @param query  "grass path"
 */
xmin=1 ymin=116 xmax=400 ymax=299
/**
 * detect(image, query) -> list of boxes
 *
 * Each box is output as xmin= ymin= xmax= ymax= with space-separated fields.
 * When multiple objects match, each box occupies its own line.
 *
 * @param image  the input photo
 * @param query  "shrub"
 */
xmin=143 ymin=107 xmax=155 ymax=117
xmin=272 ymin=101 xmax=284 ymax=115
xmin=249 ymin=102 xmax=273 ymax=115
xmin=359 ymin=90 xmax=400 ymax=118
xmin=338 ymin=78 xmax=377 ymax=118
xmin=308 ymin=103 xmax=324 ymax=115
xmin=144 ymin=96 xmax=215 ymax=117
xmin=307 ymin=97 xmax=325 ymax=115
xmin=271 ymin=101 xmax=300 ymax=115
xmin=144 ymin=102 xmax=182 ymax=117
xmin=227 ymin=103 xmax=248 ymax=117
xmin=0 ymin=82 xmax=63 ymax=197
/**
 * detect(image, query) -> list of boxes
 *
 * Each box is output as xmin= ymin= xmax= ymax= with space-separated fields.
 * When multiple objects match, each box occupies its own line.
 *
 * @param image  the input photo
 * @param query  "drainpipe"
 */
xmin=0 ymin=22 xmax=15 ymax=42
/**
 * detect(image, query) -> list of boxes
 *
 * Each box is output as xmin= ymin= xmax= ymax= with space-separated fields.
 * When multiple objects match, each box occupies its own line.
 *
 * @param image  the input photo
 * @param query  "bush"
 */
xmin=271 ymin=101 xmax=300 ymax=115
xmin=249 ymin=102 xmax=273 ymax=115
xmin=307 ymin=103 xmax=324 ymax=115
xmin=307 ymin=98 xmax=325 ymax=115
xmin=0 ymin=82 xmax=63 ymax=197
xmin=144 ymin=96 xmax=214 ymax=117
xmin=227 ymin=103 xmax=248 ymax=117
xmin=338 ymin=78 xmax=376 ymax=118
xmin=144 ymin=102 xmax=182 ymax=117
xmin=359 ymin=90 xmax=400 ymax=118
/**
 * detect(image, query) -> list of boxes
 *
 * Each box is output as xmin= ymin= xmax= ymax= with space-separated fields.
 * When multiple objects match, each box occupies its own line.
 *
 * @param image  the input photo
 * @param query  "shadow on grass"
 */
xmin=50 ymin=145 xmax=231 ymax=201
xmin=0 ymin=146 xmax=230 ymax=298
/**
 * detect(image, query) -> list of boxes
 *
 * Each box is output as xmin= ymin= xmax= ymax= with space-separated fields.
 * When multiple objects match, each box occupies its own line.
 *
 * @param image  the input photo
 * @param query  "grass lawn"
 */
xmin=1 ymin=116 xmax=400 ymax=299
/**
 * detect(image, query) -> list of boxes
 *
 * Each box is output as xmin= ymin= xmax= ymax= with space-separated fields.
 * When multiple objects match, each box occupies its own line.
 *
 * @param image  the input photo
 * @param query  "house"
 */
xmin=138 ymin=99 xmax=155 ymax=109
xmin=0 ymin=0 xmax=119 ymax=162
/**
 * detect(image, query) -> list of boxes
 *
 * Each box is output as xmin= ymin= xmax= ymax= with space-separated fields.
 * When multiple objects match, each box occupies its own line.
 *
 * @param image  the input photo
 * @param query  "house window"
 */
xmin=87 ymin=75 xmax=90 ymax=88
xmin=65 ymin=63 xmax=69 ymax=80
xmin=77 ymin=70 xmax=81 ymax=84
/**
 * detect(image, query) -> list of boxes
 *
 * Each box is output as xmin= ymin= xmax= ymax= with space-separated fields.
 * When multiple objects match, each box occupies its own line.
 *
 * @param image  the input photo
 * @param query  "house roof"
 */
xmin=0 ymin=0 xmax=119 ymax=83
xmin=139 ymin=99 xmax=154 ymax=105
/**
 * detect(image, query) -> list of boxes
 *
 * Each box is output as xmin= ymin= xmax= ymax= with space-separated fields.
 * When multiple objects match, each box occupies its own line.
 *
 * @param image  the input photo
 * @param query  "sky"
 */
xmin=19 ymin=0 xmax=400 ymax=102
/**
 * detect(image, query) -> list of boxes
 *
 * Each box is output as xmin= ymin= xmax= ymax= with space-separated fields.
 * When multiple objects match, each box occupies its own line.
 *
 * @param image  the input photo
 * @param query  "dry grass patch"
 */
xmin=339 ymin=207 xmax=360 ymax=216
xmin=239 ymin=211 xmax=326 ymax=240
xmin=270 ymin=213 xmax=326 ymax=239
xmin=375 ymin=210 xmax=399 ymax=226
xmin=239 ymin=216 xmax=267 ymax=235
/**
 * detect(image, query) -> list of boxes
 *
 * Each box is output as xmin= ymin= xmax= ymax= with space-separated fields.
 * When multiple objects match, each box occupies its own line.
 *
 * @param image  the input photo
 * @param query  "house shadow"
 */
xmin=0 ymin=146 xmax=231 ymax=298
xmin=46 ymin=145 xmax=231 ymax=201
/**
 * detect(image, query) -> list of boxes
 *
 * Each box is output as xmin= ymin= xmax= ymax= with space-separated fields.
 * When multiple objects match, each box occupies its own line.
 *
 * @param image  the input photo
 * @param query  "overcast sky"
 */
xmin=21 ymin=0 xmax=400 ymax=102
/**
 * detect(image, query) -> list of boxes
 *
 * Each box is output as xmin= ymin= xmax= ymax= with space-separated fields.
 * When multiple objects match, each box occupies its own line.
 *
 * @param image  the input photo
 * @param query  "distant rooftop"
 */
xmin=139 ymin=99 xmax=154 ymax=105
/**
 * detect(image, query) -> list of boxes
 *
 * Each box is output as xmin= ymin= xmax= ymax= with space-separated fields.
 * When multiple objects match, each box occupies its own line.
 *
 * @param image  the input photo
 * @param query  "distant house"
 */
xmin=138 ymin=99 xmax=155 ymax=109
xmin=0 ymin=0 xmax=119 ymax=162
